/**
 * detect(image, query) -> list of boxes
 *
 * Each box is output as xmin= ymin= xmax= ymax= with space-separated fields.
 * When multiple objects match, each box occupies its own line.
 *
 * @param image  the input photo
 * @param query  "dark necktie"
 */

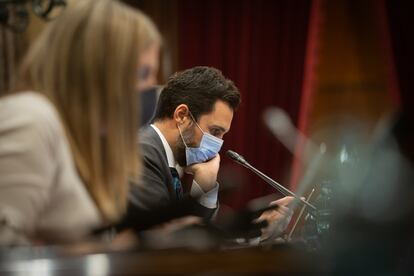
xmin=170 ymin=167 xmax=183 ymax=200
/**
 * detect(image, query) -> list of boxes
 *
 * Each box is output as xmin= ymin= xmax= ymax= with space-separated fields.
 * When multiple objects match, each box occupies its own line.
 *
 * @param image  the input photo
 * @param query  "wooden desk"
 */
xmin=0 ymin=245 xmax=324 ymax=275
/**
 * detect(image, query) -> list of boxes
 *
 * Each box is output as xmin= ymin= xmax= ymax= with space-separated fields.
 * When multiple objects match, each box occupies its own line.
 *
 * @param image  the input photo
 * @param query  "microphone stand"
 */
xmin=227 ymin=150 xmax=317 ymax=212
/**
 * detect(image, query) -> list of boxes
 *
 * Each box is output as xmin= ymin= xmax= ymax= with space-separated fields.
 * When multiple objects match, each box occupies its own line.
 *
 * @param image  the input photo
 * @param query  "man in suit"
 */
xmin=129 ymin=66 xmax=294 ymax=235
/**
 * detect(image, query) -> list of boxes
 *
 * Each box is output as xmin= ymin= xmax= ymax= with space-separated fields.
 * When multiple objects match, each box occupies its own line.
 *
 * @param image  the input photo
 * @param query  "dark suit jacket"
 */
xmin=128 ymin=126 xmax=216 ymax=218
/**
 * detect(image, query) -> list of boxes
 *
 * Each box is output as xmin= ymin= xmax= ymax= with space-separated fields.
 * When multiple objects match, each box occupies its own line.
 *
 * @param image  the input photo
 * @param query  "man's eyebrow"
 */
xmin=210 ymin=125 xmax=227 ymax=133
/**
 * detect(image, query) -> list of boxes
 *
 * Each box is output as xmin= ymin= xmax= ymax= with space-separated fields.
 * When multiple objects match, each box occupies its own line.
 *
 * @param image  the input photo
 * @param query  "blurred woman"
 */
xmin=0 ymin=0 xmax=160 ymax=245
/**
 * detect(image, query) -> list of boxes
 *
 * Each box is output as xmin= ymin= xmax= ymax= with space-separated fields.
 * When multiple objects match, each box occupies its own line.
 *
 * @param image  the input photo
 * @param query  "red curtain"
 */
xmin=177 ymin=0 xmax=312 ymax=208
xmin=386 ymin=0 xmax=414 ymax=161
xmin=290 ymin=0 xmax=322 ymax=191
xmin=386 ymin=1 xmax=412 ymax=108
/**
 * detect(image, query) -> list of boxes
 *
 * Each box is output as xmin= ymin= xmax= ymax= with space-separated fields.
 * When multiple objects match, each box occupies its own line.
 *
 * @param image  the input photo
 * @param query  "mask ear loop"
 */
xmin=177 ymin=123 xmax=189 ymax=148
xmin=188 ymin=111 xmax=205 ymax=134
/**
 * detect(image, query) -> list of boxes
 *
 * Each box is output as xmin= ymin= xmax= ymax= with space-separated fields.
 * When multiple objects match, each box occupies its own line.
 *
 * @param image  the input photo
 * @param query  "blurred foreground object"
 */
xmin=312 ymin=113 xmax=414 ymax=274
xmin=0 ymin=0 xmax=66 ymax=32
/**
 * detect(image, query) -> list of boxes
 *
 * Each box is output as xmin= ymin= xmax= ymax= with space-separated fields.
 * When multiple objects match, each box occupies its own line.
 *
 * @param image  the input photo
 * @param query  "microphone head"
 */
xmin=226 ymin=150 xmax=247 ymax=164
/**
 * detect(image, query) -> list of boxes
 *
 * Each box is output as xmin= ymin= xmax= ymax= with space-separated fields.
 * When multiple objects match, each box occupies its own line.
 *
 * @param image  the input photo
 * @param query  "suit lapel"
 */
xmin=139 ymin=126 xmax=176 ymax=199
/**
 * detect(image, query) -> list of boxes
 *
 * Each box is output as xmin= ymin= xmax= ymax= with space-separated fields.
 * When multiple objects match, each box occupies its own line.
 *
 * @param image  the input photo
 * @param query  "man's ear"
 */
xmin=173 ymin=104 xmax=190 ymax=125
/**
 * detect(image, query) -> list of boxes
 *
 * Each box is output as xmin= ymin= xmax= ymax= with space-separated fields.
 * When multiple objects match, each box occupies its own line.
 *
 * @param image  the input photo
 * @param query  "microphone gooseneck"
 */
xmin=226 ymin=150 xmax=317 ymax=211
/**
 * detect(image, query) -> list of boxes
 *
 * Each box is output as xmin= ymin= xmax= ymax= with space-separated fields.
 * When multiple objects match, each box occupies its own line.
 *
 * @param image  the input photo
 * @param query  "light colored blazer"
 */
xmin=0 ymin=92 xmax=101 ymax=245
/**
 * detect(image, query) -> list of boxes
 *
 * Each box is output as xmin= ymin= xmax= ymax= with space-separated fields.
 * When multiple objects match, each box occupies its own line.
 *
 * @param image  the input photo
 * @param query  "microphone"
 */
xmin=226 ymin=150 xmax=317 ymax=211
xmin=263 ymin=106 xmax=327 ymax=201
xmin=226 ymin=150 xmax=247 ymax=164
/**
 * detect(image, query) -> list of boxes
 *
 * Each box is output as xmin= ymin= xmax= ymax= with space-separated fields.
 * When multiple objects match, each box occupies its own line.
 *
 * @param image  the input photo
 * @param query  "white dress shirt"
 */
xmin=150 ymin=124 xmax=218 ymax=208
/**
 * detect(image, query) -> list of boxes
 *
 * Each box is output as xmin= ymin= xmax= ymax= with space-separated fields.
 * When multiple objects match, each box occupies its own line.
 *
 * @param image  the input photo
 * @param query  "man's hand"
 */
xmin=184 ymin=154 xmax=220 ymax=192
xmin=256 ymin=196 xmax=296 ymax=240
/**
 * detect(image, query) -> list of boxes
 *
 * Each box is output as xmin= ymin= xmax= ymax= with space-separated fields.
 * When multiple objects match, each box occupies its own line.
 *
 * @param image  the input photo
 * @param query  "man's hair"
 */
xmin=154 ymin=66 xmax=241 ymax=121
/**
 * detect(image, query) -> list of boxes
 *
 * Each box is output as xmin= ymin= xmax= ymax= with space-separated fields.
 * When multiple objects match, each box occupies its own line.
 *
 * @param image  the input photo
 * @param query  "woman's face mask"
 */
xmin=177 ymin=113 xmax=223 ymax=166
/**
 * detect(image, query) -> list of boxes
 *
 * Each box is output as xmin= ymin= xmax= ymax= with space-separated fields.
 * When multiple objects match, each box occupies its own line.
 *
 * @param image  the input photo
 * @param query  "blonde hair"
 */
xmin=18 ymin=0 xmax=161 ymax=222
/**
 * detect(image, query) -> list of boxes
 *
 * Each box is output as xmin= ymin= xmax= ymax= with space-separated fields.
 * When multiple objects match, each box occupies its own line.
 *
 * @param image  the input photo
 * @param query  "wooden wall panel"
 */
xmin=310 ymin=0 xmax=394 ymax=136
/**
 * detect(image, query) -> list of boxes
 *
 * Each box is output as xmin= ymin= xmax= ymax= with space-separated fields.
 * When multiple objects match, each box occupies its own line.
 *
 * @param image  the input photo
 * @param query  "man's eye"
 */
xmin=210 ymin=129 xmax=221 ymax=137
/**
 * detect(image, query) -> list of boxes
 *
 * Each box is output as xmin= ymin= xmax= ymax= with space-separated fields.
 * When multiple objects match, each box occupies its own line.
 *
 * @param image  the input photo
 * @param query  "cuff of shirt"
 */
xmin=190 ymin=180 xmax=219 ymax=209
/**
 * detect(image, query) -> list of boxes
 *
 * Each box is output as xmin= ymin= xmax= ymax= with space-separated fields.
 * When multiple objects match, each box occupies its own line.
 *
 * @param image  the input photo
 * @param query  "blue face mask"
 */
xmin=178 ymin=115 xmax=224 ymax=166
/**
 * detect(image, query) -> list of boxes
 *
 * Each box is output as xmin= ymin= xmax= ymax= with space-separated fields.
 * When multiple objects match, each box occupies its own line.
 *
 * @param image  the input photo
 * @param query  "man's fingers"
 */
xmin=270 ymin=196 xmax=295 ymax=207
xmin=266 ymin=206 xmax=292 ymax=218
xmin=213 ymin=153 xmax=220 ymax=161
